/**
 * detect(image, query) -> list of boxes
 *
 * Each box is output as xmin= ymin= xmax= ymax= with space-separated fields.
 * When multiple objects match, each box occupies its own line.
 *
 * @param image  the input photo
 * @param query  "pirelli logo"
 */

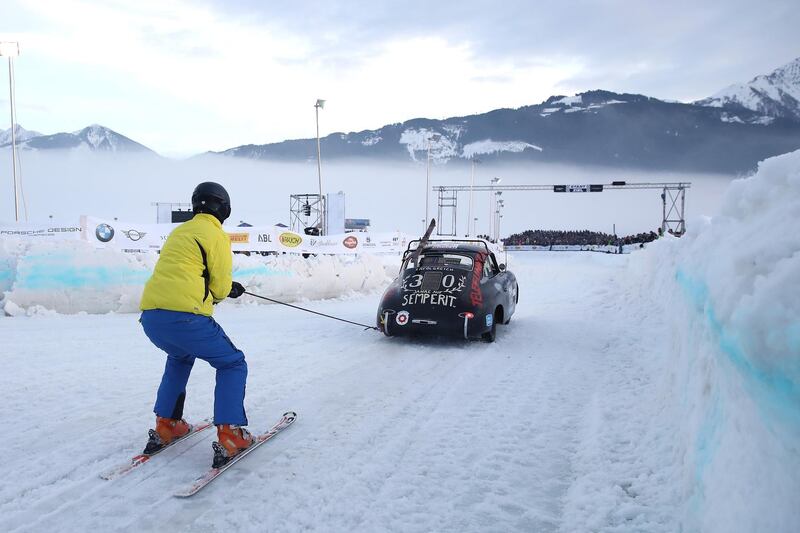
xmin=228 ymin=232 xmax=250 ymax=243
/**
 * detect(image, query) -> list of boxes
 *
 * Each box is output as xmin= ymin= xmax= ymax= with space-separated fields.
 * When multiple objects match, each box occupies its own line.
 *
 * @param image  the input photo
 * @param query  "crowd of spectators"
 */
xmin=502 ymin=228 xmax=664 ymax=247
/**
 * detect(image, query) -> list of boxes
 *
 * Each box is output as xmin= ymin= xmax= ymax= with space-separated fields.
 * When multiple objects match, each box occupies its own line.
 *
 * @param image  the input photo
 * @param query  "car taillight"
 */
xmin=459 ymin=312 xmax=474 ymax=319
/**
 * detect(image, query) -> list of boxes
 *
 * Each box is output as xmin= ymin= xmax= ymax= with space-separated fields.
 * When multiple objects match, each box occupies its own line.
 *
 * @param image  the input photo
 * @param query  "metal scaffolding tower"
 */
xmin=289 ymin=194 xmax=324 ymax=234
xmin=436 ymin=187 xmax=458 ymax=236
xmin=434 ymin=181 xmax=691 ymax=237
xmin=152 ymin=202 xmax=192 ymax=223
xmin=661 ymin=185 xmax=687 ymax=235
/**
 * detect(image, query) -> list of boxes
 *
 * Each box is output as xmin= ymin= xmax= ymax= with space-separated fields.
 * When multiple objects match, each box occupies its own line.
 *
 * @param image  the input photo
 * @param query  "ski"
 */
xmin=173 ymin=411 xmax=297 ymax=498
xmin=100 ymin=419 xmax=213 ymax=481
xmin=411 ymin=218 xmax=436 ymax=269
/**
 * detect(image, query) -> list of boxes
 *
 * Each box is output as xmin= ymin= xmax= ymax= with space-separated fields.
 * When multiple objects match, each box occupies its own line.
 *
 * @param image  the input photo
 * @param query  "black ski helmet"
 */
xmin=192 ymin=181 xmax=231 ymax=223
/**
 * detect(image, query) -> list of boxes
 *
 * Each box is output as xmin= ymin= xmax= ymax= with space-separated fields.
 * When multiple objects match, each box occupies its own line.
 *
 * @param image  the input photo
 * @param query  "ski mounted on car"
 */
xmin=411 ymin=219 xmax=436 ymax=269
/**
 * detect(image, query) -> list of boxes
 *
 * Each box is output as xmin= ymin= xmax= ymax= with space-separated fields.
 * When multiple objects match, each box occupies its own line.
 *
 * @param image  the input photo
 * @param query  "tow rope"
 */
xmin=244 ymin=291 xmax=380 ymax=331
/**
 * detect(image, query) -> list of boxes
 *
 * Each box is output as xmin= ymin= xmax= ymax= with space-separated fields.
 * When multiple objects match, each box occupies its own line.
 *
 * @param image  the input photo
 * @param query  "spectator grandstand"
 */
xmin=502 ymin=229 xmax=660 ymax=247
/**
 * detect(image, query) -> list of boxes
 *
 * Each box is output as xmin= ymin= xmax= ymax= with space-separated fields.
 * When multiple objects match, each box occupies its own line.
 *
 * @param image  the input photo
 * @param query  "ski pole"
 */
xmin=243 ymin=290 xmax=379 ymax=332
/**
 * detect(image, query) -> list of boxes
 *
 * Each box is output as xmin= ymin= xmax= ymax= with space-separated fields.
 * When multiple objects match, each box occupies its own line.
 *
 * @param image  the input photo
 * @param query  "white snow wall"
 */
xmin=629 ymin=150 xmax=800 ymax=532
xmin=0 ymin=240 xmax=390 ymax=315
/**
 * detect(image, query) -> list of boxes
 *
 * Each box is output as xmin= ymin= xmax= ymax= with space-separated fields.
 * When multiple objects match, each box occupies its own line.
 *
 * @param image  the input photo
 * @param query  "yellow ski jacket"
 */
xmin=140 ymin=213 xmax=233 ymax=316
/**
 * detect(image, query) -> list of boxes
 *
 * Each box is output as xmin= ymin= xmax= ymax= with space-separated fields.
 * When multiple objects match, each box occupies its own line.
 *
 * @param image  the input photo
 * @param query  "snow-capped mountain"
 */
xmin=215 ymin=90 xmax=800 ymax=174
xmin=696 ymin=57 xmax=800 ymax=122
xmin=0 ymin=124 xmax=156 ymax=154
xmin=0 ymin=125 xmax=42 ymax=145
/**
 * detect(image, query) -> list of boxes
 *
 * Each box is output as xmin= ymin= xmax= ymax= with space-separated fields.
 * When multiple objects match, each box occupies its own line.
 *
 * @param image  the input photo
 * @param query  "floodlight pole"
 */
xmin=8 ymin=50 xmax=18 ymax=222
xmin=498 ymin=214 xmax=503 ymax=242
xmin=489 ymin=177 xmax=500 ymax=238
xmin=425 ymin=133 xmax=441 ymax=232
xmin=315 ymin=99 xmax=325 ymax=234
xmin=1 ymin=42 xmax=20 ymax=222
xmin=467 ymin=157 xmax=480 ymax=236
xmin=493 ymin=199 xmax=502 ymax=242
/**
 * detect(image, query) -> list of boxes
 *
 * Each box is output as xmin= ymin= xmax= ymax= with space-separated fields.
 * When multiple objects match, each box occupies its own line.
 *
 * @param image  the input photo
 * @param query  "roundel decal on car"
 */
xmin=395 ymin=310 xmax=410 ymax=326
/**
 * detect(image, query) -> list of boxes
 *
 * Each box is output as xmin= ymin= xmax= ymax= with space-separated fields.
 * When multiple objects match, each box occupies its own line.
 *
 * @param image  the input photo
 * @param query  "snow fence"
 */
xmin=629 ymin=149 xmax=800 ymax=532
xmin=0 ymin=240 xmax=390 ymax=315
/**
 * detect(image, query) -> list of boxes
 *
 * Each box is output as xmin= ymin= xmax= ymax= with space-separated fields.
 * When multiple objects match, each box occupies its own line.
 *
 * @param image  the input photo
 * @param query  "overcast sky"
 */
xmin=1 ymin=0 xmax=798 ymax=156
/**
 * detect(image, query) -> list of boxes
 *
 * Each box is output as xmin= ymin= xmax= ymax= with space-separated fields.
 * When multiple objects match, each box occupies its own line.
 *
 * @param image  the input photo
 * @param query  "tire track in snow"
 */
xmin=352 ymin=316 xmax=608 ymax=533
xmin=173 ymin=338 xmax=488 ymax=531
xmin=0 ymin=253 xmax=680 ymax=533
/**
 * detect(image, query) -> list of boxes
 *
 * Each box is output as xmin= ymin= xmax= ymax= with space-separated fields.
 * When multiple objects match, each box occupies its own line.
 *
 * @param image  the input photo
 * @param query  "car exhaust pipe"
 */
xmin=382 ymin=310 xmax=396 ymax=337
xmin=458 ymin=312 xmax=474 ymax=340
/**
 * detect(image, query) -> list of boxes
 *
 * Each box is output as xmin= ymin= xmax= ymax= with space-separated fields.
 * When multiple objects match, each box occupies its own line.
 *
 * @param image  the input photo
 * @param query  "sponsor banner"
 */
xmin=0 ymin=222 xmax=83 ymax=240
xmin=82 ymin=216 xmax=411 ymax=255
xmin=83 ymin=216 xmax=172 ymax=251
xmin=287 ymin=231 xmax=411 ymax=254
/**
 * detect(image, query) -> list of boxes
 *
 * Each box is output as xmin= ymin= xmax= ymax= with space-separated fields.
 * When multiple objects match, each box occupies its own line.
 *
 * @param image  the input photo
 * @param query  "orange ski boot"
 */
xmin=213 ymin=425 xmax=255 ymax=468
xmin=143 ymin=417 xmax=191 ymax=454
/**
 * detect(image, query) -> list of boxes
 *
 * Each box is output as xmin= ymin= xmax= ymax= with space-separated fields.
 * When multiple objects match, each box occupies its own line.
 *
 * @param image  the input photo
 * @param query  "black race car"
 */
xmin=377 ymin=239 xmax=518 ymax=342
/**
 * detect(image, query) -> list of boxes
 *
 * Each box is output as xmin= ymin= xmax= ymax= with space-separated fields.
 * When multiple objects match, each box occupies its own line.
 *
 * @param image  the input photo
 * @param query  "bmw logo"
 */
xmin=95 ymin=223 xmax=115 ymax=243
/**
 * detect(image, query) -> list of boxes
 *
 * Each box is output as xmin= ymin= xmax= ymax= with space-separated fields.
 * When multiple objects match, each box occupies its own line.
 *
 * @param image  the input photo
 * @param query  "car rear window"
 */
xmin=404 ymin=253 xmax=473 ymax=271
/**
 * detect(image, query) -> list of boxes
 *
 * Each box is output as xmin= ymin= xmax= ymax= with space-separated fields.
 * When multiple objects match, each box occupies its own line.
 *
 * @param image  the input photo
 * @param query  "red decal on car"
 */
xmin=470 ymin=253 xmax=484 ymax=306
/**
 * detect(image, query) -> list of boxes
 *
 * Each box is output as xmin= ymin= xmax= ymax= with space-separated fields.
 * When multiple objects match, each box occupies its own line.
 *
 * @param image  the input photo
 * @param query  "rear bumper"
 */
xmin=378 ymin=307 xmax=490 ymax=339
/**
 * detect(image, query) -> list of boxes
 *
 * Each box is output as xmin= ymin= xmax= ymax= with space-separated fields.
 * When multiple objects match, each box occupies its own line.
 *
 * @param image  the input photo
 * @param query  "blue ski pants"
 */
xmin=140 ymin=309 xmax=248 ymax=426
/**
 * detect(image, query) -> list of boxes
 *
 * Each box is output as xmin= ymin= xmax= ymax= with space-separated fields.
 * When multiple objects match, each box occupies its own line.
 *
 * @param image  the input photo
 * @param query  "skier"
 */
xmin=139 ymin=181 xmax=254 ymax=467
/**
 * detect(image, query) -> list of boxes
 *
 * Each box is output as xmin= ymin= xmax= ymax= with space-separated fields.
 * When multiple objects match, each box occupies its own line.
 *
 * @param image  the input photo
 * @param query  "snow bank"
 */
xmin=0 ymin=239 xmax=22 ymax=294
xmin=1 ymin=240 xmax=390 ymax=315
xmin=629 ymin=150 xmax=800 ymax=532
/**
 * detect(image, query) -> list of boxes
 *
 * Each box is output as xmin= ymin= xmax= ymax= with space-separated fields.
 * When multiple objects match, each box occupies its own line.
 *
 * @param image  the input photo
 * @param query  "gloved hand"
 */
xmin=229 ymin=281 xmax=245 ymax=299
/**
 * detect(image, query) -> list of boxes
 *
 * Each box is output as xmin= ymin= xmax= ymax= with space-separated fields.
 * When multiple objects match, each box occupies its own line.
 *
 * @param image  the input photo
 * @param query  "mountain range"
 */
xmin=217 ymin=89 xmax=800 ymax=173
xmin=0 ymin=125 xmax=42 ymax=145
xmin=696 ymin=57 xmax=800 ymax=122
xmin=216 ymin=57 xmax=800 ymax=174
xmin=3 ymin=57 xmax=799 ymax=173
xmin=0 ymin=124 xmax=154 ymax=153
